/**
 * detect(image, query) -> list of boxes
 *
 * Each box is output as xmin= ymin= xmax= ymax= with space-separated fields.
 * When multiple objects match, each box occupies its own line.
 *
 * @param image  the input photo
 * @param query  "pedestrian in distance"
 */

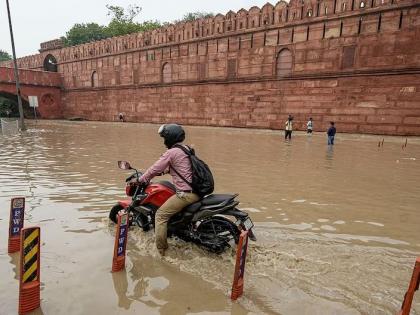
xmin=307 ymin=117 xmax=313 ymax=134
xmin=285 ymin=115 xmax=293 ymax=140
xmin=327 ymin=122 xmax=337 ymax=145
xmin=119 ymin=112 xmax=125 ymax=122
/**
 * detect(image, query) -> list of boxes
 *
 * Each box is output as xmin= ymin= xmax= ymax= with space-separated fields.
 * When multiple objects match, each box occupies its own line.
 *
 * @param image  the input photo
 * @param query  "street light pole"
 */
xmin=5 ymin=0 xmax=26 ymax=131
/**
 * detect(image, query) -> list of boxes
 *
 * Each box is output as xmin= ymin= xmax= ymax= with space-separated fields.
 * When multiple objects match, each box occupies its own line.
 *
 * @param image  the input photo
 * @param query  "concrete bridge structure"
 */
xmin=0 ymin=67 xmax=62 ymax=119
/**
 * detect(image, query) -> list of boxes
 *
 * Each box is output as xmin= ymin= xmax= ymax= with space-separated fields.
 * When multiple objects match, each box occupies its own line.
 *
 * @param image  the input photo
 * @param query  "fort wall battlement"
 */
xmin=1 ymin=0 xmax=419 ymax=135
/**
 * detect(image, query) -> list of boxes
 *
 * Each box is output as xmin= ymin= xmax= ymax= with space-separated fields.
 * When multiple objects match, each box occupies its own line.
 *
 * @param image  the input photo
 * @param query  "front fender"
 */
xmin=118 ymin=199 xmax=131 ymax=209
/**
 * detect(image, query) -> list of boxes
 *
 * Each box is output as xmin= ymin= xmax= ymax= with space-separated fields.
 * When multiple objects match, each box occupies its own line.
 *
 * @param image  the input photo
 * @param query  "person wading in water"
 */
xmin=307 ymin=117 xmax=313 ymax=134
xmin=285 ymin=115 xmax=293 ymax=140
xmin=131 ymin=124 xmax=199 ymax=256
xmin=327 ymin=121 xmax=337 ymax=145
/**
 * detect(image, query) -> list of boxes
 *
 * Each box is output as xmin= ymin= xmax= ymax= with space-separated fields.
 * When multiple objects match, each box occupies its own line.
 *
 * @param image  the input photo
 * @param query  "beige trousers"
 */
xmin=155 ymin=192 xmax=199 ymax=251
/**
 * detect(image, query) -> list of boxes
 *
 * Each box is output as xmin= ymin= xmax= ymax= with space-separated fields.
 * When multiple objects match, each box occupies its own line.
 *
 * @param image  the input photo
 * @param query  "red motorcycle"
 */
xmin=109 ymin=161 xmax=256 ymax=253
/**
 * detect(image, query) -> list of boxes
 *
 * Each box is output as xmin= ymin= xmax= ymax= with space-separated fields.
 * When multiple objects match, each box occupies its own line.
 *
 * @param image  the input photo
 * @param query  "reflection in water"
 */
xmin=28 ymin=308 xmax=45 ymax=315
xmin=9 ymin=253 xmax=19 ymax=281
xmin=112 ymin=270 xmax=135 ymax=309
xmin=325 ymin=145 xmax=334 ymax=169
xmin=0 ymin=121 xmax=419 ymax=315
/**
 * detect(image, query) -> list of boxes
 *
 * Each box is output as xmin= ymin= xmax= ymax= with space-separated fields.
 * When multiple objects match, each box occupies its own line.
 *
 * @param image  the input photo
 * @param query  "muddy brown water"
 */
xmin=0 ymin=120 xmax=419 ymax=315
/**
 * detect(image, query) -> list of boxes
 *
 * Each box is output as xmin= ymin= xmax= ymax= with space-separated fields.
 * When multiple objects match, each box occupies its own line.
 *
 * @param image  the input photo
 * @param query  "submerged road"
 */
xmin=0 ymin=121 xmax=419 ymax=314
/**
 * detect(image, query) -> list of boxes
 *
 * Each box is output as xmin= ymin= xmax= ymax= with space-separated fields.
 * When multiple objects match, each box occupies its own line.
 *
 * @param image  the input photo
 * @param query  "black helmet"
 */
xmin=158 ymin=124 xmax=185 ymax=148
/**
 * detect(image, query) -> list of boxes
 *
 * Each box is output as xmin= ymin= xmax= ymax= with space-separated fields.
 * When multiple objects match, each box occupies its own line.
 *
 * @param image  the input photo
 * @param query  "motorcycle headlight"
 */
xmin=125 ymin=184 xmax=136 ymax=197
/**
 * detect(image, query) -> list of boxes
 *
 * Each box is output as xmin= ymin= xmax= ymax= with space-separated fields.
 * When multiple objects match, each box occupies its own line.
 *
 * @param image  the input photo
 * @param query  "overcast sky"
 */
xmin=0 ymin=0 xmax=274 ymax=58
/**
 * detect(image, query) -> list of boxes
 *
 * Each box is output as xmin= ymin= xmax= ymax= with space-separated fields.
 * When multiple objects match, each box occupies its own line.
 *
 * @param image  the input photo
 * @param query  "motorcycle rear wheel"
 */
xmin=196 ymin=216 xmax=240 ymax=253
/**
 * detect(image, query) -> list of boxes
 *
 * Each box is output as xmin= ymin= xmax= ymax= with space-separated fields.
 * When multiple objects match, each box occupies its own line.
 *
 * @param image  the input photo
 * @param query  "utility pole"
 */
xmin=6 ymin=0 xmax=26 ymax=131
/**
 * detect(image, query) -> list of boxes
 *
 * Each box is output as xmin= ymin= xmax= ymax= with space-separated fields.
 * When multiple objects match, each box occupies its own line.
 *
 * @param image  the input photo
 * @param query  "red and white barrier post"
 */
xmin=8 ymin=197 xmax=25 ymax=253
xmin=398 ymin=257 xmax=420 ymax=315
xmin=112 ymin=211 xmax=129 ymax=272
xmin=231 ymin=230 xmax=249 ymax=301
xmin=19 ymin=227 xmax=41 ymax=315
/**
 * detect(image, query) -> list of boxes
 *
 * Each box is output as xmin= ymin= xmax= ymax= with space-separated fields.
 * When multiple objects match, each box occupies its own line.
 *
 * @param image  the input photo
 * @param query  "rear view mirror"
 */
xmin=118 ymin=161 xmax=132 ymax=170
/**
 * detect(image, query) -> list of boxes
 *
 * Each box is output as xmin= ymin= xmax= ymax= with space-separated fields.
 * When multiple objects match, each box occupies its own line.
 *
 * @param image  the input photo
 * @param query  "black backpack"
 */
xmin=171 ymin=144 xmax=214 ymax=197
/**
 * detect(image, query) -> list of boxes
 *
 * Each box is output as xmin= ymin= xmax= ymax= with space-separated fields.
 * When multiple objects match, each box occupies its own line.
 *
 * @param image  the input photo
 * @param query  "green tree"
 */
xmin=106 ymin=4 xmax=141 ymax=23
xmin=174 ymin=12 xmax=214 ymax=23
xmin=60 ymin=6 xmax=215 ymax=48
xmin=105 ymin=5 xmax=161 ymax=37
xmin=62 ymin=5 xmax=162 ymax=46
xmin=63 ymin=23 xmax=108 ymax=47
xmin=0 ymin=50 xmax=12 ymax=62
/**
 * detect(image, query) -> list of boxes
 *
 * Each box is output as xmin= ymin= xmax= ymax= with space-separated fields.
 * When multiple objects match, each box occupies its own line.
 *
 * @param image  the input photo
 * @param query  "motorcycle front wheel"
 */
xmin=109 ymin=204 xmax=150 ymax=231
xmin=109 ymin=204 xmax=124 ymax=223
xmin=196 ymin=216 xmax=240 ymax=253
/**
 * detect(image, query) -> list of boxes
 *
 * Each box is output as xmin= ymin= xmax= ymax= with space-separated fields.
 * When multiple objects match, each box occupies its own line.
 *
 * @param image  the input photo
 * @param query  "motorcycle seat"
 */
xmin=183 ymin=194 xmax=237 ymax=214
xmin=183 ymin=202 xmax=202 ymax=213
xmin=201 ymin=194 xmax=237 ymax=206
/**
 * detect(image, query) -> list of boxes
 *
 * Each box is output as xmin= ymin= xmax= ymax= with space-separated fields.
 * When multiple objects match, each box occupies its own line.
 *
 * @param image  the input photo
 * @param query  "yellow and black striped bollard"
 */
xmin=19 ymin=227 xmax=41 ymax=315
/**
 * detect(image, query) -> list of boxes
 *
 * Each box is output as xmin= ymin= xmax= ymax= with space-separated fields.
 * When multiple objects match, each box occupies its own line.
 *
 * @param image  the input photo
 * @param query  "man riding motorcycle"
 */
xmin=131 ymin=124 xmax=199 ymax=256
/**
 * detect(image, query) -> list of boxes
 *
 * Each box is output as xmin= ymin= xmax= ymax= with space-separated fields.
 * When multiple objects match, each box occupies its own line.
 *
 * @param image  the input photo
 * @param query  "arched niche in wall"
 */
xmin=91 ymin=71 xmax=99 ymax=87
xmin=43 ymin=54 xmax=58 ymax=72
xmin=41 ymin=93 xmax=56 ymax=107
xmin=276 ymin=49 xmax=293 ymax=77
xmin=162 ymin=63 xmax=172 ymax=83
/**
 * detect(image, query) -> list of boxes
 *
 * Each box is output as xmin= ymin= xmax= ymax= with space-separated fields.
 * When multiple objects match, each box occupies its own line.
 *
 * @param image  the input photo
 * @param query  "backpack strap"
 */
xmin=173 ymin=144 xmax=193 ymax=155
xmin=170 ymin=144 xmax=193 ymax=187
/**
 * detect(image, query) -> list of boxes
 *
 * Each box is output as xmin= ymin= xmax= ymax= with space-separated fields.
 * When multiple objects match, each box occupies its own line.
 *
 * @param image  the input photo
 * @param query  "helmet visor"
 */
xmin=158 ymin=124 xmax=166 ymax=136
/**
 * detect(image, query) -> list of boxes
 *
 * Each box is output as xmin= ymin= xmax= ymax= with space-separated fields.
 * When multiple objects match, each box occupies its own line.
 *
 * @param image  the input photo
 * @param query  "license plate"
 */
xmin=242 ymin=217 xmax=254 ymax=230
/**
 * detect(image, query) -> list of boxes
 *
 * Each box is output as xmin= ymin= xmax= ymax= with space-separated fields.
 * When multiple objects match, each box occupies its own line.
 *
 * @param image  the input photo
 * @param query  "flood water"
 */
xmin=0 ymin=120 xmax=419 ymax=315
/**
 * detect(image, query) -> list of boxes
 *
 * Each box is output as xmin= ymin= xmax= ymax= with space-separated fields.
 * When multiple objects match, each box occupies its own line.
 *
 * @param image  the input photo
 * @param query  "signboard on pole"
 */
xmin=231 ymin=230 xmax=249 ymax=301
xmin=112 ymin=211 xmax=129 ymax=272
xmin=398 ymin=257 xmax=420 ymax=315
xmin=28 ymin=96 xmax=38 ymax=120
xmin=28 ymin=96 xmax=38 ymax=108
xmin=8 ymin=197 xmax=25 ymax=253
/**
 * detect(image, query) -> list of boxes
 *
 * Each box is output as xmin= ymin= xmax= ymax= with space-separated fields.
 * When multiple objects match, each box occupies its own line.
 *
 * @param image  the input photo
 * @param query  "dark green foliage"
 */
xmin=174 ymin=12 xmax=214 ymax=23
xmin=105 ymin=19 xmax=161 ymax=38
xmin=61 ymin=4 xmax=214 ymax=47
xmin=63 ymin=5 xmax=162 ymax=47
xmin=63 ymin=23 xmax=108 ymax=47
xmin=0 ymin=50 xmax=12 ymax=62
xmin=0 ymin=96 xmax=18 ymax=117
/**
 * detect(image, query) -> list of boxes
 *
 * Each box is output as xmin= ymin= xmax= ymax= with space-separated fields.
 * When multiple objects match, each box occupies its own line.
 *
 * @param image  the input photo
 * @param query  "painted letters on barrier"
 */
xmin=398 ymin=257 xmax=420 ymax=315
xmin=231 ymin=230 xmax=249 ymax=301
xmin=19 ymin=227 xmax=41 ymax=315
xmin=8 ymin=197 xmax=25 ymax=253
xmin=112 ymin=211 xmax=129 ymax=272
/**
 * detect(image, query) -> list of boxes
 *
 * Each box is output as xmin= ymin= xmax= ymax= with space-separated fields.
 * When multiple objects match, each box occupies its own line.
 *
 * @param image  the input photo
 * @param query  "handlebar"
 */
xmin=125 ymin=168 xmax=144 ymax=182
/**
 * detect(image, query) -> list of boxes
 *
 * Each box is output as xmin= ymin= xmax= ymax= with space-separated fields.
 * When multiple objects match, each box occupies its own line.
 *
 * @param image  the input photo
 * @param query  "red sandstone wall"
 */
xmin=62 ymin=73 xmax=420 ymax=135
xmin=56 ymin=4 xmax=420 ymax=89
xmin=1 ymin=0 xmax=419 ymax=135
